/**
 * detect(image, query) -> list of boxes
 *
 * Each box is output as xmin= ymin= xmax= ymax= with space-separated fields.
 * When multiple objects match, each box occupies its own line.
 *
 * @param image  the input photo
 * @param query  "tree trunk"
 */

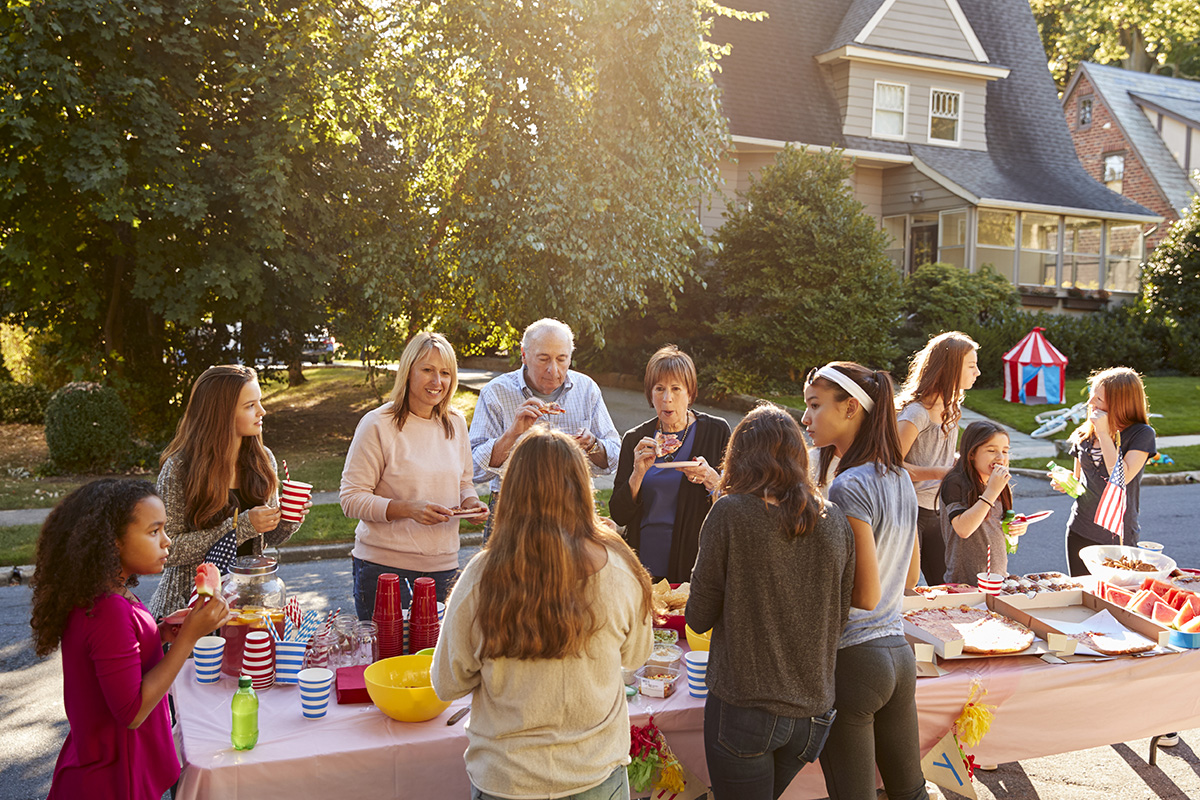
xmin=287 ymin=356 xmax=306 ymax=387
xmin=102 ymin=222 xmax=132 ymax=376
xmin=1120 ymin=26 xmax=1155 ymax=73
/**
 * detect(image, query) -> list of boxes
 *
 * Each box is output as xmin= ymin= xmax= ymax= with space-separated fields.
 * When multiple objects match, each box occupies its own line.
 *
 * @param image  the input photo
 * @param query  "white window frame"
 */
xmin=928 ymin=88 xmax=962 ymax=146
xmin=872 ymin=80 xmax=907 ymax=140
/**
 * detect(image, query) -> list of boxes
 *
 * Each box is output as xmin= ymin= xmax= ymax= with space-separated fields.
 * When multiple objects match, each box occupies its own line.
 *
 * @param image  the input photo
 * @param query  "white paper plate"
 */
xmin=653 ymin=460 xmax=701 ymax=469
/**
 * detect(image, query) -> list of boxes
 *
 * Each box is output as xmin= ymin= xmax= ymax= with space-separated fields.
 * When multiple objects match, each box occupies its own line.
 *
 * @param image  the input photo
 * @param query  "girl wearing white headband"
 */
xmin=802 ymin=362 xmax=927 ymax=800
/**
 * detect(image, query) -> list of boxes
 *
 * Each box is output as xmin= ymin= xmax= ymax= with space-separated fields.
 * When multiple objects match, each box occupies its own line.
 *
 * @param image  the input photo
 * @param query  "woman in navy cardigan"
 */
xmin=610 ymin=346 xmax=731 ymax=582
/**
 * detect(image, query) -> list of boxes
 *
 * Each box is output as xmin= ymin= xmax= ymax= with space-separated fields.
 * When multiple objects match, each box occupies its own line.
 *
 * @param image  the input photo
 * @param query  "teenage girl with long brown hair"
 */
xmin=803 ymin=362 xmax=928 ymax=800
xmin=31 ymin=479 xmax=230 ymax=799
xmin=686 ymin=404 xmax=873 ymax=800
xmin=895 ymin=331 xmax=980 ymax=585
xmin=1055 ymin=367 xmax=1156 ymax=576
xmin=432 ymin=427 xmax=653 ymax=800
xmin=147 ymin=365 xmax=306 ymax=619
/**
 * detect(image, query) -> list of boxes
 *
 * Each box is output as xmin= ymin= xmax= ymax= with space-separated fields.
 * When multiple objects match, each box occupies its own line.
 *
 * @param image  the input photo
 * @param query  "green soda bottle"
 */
xmin=1046 ymin=461 xmax=1084 ymax=498
xmin=231 ymin=676 xmax=259 ymax=750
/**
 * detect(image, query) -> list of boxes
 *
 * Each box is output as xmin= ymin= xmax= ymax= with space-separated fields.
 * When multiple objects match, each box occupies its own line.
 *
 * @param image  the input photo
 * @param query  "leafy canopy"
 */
xmin=709 ymin=146 xmax=902 ymax=392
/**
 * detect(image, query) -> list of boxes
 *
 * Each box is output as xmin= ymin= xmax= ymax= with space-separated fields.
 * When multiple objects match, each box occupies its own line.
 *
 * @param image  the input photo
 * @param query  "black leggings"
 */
xmin=917 ymin=507 xmax=945 ymax=586
xmin=1066 ymin=529 xmax=1122 ymax=577
xmin=818 ymin=636 xmax=929 ymax=800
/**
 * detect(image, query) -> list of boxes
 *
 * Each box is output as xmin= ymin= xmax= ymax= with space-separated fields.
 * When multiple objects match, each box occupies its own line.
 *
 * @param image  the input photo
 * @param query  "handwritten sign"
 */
xmin=920 ymin=730 xmax=978 ymax=799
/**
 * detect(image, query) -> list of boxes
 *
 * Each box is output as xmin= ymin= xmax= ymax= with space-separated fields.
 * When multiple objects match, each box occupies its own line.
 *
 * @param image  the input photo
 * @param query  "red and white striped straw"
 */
xmin=282 ymin=459 xmax=289 ymax=482
xmin=986 ymin=543 xmax=992 ymax=575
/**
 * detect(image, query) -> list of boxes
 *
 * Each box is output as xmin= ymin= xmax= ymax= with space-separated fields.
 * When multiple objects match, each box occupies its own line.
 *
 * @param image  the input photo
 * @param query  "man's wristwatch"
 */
xmin=586 ymin=439 xmax=603 ymax=456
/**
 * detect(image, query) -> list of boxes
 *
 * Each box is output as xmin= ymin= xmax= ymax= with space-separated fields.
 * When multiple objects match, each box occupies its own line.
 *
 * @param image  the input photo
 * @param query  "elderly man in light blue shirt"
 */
xmin=469 ymin=319 xmax=620 ymax=532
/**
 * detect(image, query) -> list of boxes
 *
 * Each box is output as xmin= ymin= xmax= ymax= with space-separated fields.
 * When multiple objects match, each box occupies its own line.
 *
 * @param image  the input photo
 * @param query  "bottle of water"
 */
xmin=231 ymin=676 xmax=259 ymax=750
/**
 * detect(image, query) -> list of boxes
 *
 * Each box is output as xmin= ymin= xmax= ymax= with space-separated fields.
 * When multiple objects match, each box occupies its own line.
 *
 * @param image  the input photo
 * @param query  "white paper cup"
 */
xmin=437 ymin=602 xmax=445 ymax=621
xmin=1138 ymin=541 xmax=1165 ymax=553
xmin=279 ymin=480 xmax=314 ymax=523
xmin=193 ymin=635 xmax=225 ymax=659
xmin=977 ymin=572 xmax=1004 ymax=594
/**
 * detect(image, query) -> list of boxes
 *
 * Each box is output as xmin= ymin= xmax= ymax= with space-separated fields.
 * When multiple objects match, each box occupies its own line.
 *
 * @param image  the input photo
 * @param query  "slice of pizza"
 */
xmin=1070 ymin=630 xmax=1155 ymax=656
xmin=655 ymin=431 xmax=683 ymax=457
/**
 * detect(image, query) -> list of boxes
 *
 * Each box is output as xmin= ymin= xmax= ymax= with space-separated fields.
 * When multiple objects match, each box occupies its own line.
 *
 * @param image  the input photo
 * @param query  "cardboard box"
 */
xmin=902 ymin=592 xmax=1056 ymax=660
xmin=990 ymin=589 xmax=1171 ymax=654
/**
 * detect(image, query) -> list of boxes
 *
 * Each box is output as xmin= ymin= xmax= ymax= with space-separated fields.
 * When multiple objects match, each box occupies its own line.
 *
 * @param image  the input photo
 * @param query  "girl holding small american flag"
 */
xmin=1054 ymin=367 xmax=1156 ymax=577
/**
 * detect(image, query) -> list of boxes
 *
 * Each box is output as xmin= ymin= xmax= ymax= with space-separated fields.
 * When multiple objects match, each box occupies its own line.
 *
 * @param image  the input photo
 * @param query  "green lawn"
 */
xmin=778 ymin=376 xmax=1200 ymax=441
xmin=964 ymin=376 xmax=1200 ymax=438
xmin=0 ymin=523 xmax=39 ymax=567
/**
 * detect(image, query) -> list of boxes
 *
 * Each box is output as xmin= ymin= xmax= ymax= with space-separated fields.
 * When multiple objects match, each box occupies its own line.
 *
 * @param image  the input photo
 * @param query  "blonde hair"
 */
xmin=475 ymin=428 xmax=652 ymax=660
xmin=388 ymin=332 xmax=459 ymax=438
xmin=895 ymin=331 xmax=978 ymax=433
xmin=161 ymin=365 xmax=276 ymax=529
xmin=1070 ymin=367 xmax=1150 ymax=444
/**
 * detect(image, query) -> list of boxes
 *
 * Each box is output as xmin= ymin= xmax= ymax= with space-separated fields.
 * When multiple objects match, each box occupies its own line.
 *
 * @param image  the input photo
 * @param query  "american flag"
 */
xmin=1093 ymin=441 xmax=1126 ymax=542
xmin=204 ymin=529 xmax=239 ymax=575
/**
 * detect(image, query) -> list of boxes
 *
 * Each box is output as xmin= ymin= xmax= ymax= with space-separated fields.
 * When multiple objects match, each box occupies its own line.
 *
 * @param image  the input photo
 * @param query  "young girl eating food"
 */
xmin=31 ymin=479 xmax=231 ymax=800
xmin=939 ymin=422 xmax=1027 ymax=584
xmin=1055 ymin=367 xmax=1156 ymax=576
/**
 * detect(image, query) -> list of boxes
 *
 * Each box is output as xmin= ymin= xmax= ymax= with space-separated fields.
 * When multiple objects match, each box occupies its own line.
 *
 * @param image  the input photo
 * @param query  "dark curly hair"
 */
xmin=30 ymin=479 xmax=159 ymax=658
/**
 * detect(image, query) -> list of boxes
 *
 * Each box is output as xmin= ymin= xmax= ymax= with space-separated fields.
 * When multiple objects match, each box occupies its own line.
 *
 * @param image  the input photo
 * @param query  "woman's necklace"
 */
xmin=655 ymin=412 xmax=694 ymax=462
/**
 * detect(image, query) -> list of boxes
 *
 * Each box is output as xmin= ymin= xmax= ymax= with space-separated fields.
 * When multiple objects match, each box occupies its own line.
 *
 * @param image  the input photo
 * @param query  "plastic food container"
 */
xmin=636 ymin=665 xmax=682 ymax=698
xmin=646 ymin=643 xmax=683 ymax=670
xmin=652 ymin=628 xmax=678 ymax=645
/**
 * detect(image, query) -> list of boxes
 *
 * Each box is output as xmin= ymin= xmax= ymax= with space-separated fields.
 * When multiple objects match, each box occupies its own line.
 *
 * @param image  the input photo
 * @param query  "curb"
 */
xmin=1010 ymin=467 xmax=1200 ymax=486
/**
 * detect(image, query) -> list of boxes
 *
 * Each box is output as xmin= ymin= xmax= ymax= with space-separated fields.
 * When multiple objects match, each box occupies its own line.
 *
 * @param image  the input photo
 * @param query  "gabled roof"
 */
xmin=1130 ymin=92 xmax=1200 ymax=128
xmin=713 ymin=0 xmax=1156 ymax=219
xmin=1066 ymin=63 xmax=1199 ymax=216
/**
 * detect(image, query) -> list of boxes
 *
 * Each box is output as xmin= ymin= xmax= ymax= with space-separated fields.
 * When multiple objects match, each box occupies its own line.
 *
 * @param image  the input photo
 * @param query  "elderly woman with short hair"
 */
xmin=610 ymin=345 xmax=731 ymax=582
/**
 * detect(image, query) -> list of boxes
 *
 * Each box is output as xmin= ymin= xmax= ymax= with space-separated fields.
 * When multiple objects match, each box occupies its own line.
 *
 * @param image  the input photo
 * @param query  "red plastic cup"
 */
xmin=373 ymin=573 xmax=403 ymax=620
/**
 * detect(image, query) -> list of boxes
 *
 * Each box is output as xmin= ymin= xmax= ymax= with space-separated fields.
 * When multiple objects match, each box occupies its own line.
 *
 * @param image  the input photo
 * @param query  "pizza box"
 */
xmin=989 ymin=589 xmax=1172 ymax=655
xmin=901 ymin=592 xmax=1059 ymax=660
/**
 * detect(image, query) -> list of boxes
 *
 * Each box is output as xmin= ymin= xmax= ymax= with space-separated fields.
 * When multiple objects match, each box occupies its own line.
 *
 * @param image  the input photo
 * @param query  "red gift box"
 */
xmin=336 ymin=665 xmax=372 ymax=705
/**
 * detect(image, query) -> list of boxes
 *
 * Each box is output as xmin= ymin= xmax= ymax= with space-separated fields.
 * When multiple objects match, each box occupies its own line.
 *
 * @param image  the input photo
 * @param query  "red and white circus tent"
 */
xmin=1002 ymin=327 xmax=1068 ymax=404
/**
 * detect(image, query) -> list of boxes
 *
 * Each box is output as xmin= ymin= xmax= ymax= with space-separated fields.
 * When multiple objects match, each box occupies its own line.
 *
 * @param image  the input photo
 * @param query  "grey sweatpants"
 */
xmin=818 ymin=635 xmax=929 ymax=800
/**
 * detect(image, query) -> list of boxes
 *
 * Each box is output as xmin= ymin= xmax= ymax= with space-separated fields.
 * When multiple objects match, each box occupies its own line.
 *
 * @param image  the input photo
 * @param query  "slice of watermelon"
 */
xmin=1187 ymin=595 xmax=1200 ymax=616
xmin=1174 ymin=603 xmax=1197 ymax=630
xmin=1107 ymin=586 xmax=1135 ymax=608
xmin=195 ymin=562 xmax=220 ymax=598
xmin=1141 ymin=577 xmax=1158 ymax=592
xmin=1152 ymin=601 xmax=1177 ymax=625
xmin=1131 ymin=590 xmax=1160 ymax=618
xmin=1162 ymin=589 xmax=1183 ymax=609
xmin=1183 ymin=614 xmax=1200 ymax=634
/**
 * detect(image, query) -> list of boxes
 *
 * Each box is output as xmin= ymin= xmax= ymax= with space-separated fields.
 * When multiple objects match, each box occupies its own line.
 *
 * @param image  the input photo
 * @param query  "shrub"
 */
xmin=0 ymin=381 xmax=52 ymax=424
xmin=43 ymin=382 xmax=133 ymax=472
xmin=1142 ymin=193 xmax=1200 ymax=375
xmin=709 ymin=146 xmax=901 ymax=391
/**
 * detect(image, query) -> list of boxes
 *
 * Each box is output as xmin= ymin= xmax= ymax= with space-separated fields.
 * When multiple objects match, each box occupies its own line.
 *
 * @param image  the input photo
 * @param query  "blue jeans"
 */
xmin=470 ymin=764 xmax=628 ymax=800
xmin=704 ymin=693 xmax=836 ymax=800
xmin=352 ymin=557 xmax=458 ymax=621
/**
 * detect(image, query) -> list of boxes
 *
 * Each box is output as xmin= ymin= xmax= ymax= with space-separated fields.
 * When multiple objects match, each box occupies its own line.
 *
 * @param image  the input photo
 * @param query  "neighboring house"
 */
xmin=1062 ymin=63 xmax=1200 ymax=253
xmin=705 ymin=0 xmax=1161 ymax=311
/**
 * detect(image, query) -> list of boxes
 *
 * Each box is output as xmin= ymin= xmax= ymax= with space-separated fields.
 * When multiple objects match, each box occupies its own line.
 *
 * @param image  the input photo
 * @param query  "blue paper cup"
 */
xmin=687 ymin=678 xmax=708 ymax=698
xmin=274 ymin=641 xmax=308 ymax=685
xmin=298 ymin=668 xmax=333 ymax=719
xmin=193 ymin=636 xmax=225 ymax=684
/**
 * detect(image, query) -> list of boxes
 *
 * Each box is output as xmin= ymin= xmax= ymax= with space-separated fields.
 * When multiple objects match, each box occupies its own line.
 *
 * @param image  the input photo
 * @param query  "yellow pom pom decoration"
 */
xmin=953 ymin=679 xmax=996 ymax=749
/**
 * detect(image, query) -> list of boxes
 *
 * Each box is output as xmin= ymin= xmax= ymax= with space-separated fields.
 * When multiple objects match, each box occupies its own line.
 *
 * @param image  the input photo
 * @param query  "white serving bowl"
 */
xmin=1080 ymin=544 xmax=1176 ymax=588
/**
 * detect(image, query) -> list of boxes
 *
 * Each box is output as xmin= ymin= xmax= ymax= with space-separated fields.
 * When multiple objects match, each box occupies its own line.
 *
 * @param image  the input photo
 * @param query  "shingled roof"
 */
xmin=713 ymin=0 xmax=1155 ymax=218
xmin=1071 ymin=62 xmax=1199 ymax=215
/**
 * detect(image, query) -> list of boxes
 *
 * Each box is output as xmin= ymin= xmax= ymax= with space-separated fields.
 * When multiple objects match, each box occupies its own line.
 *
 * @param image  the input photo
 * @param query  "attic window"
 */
xmin=873 ymin=82 xmax=906 ymax=138
xmin=929 ymin=89 xmax=961 ymax=144
xmin=1103 ymin=153 xmax=1125 ymax=193
xmin=1078 ymin=96 xmax=1094 ymax=128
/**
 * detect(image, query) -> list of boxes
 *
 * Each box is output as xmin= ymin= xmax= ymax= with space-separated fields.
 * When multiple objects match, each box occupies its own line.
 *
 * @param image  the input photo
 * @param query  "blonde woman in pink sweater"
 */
xmin=340 ymin=332 xmax=488 ymax=619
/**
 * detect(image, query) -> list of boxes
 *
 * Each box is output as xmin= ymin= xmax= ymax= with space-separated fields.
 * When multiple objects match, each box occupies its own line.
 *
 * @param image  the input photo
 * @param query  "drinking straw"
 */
xmin=282 ymin=459 xmax=289 ymax=482
xmin=403 ymin=578 xmax=413 ymax=607
xmin=286 ymin=596 xmax=303 ymax=630
xmin=986 ymin=544 xmax=992 ymax=576
xmin=285 ymin=617 xmax=295 ymax=642
xmin=233 ymin=507 xmax=238 ymax=529
xmin=260 ymin=612 xmax=280 ymax=643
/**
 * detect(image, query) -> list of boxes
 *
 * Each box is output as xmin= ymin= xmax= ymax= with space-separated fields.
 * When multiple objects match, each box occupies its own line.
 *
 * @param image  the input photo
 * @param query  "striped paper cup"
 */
xmin=274 ymin=640 xmax=308 ymax=685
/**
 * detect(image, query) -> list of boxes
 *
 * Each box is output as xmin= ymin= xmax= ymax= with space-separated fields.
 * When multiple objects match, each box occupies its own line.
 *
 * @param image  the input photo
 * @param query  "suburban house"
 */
xmin=1062 ymin=62 xmax=1200 ymax=253
xmin=705 ymin=0 xmax=1161 ymax=311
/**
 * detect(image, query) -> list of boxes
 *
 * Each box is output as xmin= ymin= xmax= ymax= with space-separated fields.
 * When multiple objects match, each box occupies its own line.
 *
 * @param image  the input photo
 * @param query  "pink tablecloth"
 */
xmin=174 ymin=649 xmax=1200 ymax=800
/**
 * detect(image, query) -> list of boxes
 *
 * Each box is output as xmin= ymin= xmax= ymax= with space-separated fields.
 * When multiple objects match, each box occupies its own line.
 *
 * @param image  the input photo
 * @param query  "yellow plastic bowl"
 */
xmin=363 ymin=655 xmax=451 ymax=722
xmin=685 ymin=624 xmax=712 ymax=652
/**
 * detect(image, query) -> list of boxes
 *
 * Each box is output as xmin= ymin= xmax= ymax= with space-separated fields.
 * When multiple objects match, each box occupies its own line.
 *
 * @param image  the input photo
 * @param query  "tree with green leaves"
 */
xmin=1141 ymin=193 xmax=1200 ymax=375
xmin=708 ymin=146 xmax=902 ymax=393
xmin=1030 ymin=0 xmax=1200 ymax=86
